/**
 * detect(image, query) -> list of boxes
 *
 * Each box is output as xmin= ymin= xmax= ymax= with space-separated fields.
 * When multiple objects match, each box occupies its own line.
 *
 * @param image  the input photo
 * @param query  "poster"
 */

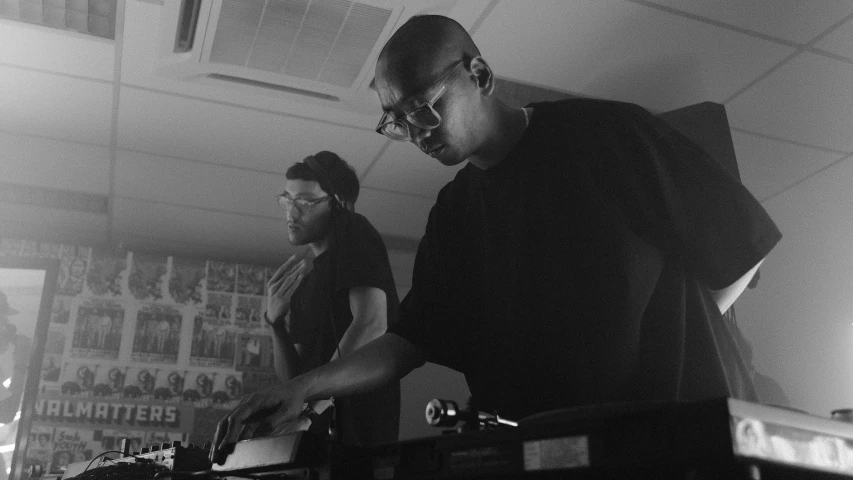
xmin=235 ymin=334 xmax=274 ymax=372
xmin=49 ymin=428 xmax=94 ymax=475
xmin=128 ymin=253 xmax=167 ymax=301
xmin=207 ymin=261 xmax=235 ymax=293
xmin=131 ymin=304 xmax=182 ymax=364
xmin=21 ymin=425 xmax=53 ymax=476
xmin=57 ymin=361 xmax=100 ymax=396
xmin=206 ymin=292 xmax=233 ymax=321
xmin=85 ymin=250 xmax=127 ymax=297
xmin=168 ymin=257 xmax=205 ymax=306
xmin=4 ymin=240 xmax=285 ymax=474
xmin=181 ymin=370 xmax=241 ymax=408
xmin=236 ymin=264 xmax=265 ymax=296
xmin=41 ymin=329 xmax=66 ymax=383
xmin=189 ymin=316 xmax=235 ymax=368
xmin=50 ymin=295 xmax=73 ymax=324
xmin=235 ymin=295 xmax=263 ymax=327
xmin=70 ymin=299 xmax=124 ymax=359
xmin=56 ymin=247 xmax=90 ymax=296
xmin=123 ymin=367 xmax=187 ymax=402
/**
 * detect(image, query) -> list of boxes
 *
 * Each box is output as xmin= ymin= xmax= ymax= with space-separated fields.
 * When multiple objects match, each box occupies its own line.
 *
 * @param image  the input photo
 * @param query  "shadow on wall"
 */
xmin=729 ymin=306 xmax=791 ymax=408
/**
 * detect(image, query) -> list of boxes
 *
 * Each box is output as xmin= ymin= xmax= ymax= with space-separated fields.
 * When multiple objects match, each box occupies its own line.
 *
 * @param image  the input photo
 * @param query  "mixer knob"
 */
xmin=426 ymin=398 xmax=460 ymax=427
xmin=120 ymin=438 xmax=131 ymax=457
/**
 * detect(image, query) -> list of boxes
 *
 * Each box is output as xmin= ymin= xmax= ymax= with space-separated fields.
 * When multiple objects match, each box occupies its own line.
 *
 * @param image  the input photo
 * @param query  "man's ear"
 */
xmin=469 ymin=56 xmax=495 ymax=96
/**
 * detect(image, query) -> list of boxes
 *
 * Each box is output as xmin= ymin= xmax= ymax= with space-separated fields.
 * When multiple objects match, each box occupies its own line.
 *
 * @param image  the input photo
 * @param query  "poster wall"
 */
xmin=0 ymin=239 xmax=278 ymax=475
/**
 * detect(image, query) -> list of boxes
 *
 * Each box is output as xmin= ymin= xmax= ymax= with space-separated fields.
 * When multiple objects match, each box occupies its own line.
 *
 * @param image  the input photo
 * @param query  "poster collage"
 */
xmin=0 ymin=239 xmax=280 ymax=476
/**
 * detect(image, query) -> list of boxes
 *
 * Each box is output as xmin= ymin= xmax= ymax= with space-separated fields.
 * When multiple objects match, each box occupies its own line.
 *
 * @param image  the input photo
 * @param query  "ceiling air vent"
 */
xmin=157 ymin=0 xmax=493 ymax=113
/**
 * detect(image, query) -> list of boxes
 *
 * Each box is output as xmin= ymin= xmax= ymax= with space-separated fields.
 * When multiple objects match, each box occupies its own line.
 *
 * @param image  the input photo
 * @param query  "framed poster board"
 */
xmin=0 ymin=256 xmax=58 ymax=480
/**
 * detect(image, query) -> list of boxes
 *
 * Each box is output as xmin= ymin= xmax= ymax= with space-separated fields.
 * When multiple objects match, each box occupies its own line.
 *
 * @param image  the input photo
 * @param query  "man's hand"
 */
xmin=266 ymin=255 xmax=308 ymax=325
xmin=210 ymin=381 xmax=307 ymax=465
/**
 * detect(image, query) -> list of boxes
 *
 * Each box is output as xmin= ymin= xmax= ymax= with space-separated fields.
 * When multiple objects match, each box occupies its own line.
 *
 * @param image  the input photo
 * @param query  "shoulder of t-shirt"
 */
xmin=528 ymin=97 xmax=654 ymax=132
xmin=334 ymin=210 xmax=384 ymax=245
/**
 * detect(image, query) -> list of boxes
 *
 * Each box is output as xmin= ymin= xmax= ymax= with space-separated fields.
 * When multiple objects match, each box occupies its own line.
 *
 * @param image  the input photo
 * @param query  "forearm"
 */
xmin=330 ymin=317 xmax=386 ymax=362
xmin=268 ymin=314 xmax=302 ymax=382
xmin=295 ymin=333 xmax=424 ymax=402
xmin=710 ymin=259 xmax=764 ymax=314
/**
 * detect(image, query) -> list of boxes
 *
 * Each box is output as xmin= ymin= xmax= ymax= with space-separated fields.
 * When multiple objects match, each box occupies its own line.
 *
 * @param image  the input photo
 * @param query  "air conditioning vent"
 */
xmin=175 ymin=0 xmax=202 ymax=53
xmin=206 ymin=73 xmax=341 ymax=101
xmin=157 ymin=0 xmax=493 ymax=113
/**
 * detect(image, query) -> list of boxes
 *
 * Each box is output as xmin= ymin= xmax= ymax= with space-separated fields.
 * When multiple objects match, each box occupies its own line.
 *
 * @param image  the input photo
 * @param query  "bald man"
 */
xmin=212 ymin=15 xmax=780 ymax=461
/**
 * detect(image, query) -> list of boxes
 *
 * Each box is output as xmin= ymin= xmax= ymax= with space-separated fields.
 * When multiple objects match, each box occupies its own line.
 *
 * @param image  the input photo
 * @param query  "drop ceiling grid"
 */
xmin=0 ymin=64 xmax=114 ymax=146
xmin=732 ymin=131 xmax=848 ymax=202
xmin=0 ymin=17 xmax=115 ymax=80
xmin=113 ymin=149 xmax=289 ymax=219
xmin=472 ymin=0 xmax=795 ymax=112
xmin=111 ymin=196 xmax=292 ymax=260
xmin=0 ymin=203 xmax=109 ymax=241
xmin=115 ymin=86 xmax=388 ymax=175
xmin=726 ymin=52 xmax=853 ymax=153
xmin=633 ymin=0 xmax=853 ymax=45
xmin=814 ymin=16 xmax=853 ymax=60
xmin=0 ymin=131 xmax=112 ymax=195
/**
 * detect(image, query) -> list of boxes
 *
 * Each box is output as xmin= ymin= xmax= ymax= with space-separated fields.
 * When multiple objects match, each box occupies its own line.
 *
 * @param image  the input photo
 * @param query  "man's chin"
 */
xmin=435 ymin=150 xmax=466 ymax=166
xmin=287 ymin=234 xmax=306 ymax=246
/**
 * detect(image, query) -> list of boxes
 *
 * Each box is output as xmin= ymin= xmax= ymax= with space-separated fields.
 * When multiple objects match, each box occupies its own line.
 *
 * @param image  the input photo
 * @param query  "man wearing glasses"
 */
xmin=217 ymin=151 xmax=400 ymax=449
xmin=213 ymin=15 xmax=780 ymax=460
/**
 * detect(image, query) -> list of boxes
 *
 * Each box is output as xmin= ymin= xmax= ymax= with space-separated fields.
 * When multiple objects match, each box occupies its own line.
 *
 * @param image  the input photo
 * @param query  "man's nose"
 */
xmin=286 ymin=205 xmax=301 ymax=221
xmin=409 ymin=124 xmax=432 ymax=147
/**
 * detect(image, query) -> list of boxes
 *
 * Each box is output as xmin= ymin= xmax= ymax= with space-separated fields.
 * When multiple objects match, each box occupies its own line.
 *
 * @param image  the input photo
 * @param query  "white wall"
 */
xmin=737 ymin=157 xmax=853 ymax=417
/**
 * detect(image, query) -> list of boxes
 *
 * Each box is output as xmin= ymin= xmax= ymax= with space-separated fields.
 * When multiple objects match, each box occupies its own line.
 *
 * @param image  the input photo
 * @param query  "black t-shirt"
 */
xmin=289 ymin=210 xmax=400 ymax=446
xmin=389 ymin=98 xmax=782 ymax=420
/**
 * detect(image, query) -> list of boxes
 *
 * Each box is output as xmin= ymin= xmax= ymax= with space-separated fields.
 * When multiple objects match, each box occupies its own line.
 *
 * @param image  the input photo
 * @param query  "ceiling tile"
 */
xmin=726 ymin=52 xmax=853 ymax=152
xmin=116 ymin=87 xmax=387 ymax=174
xmin=0 ymin=65 xmax=113 ymax=145
xmin=355 ymin=189 xmax=435 ymax=240
xmin=0 ymin=202 xmax=107 ymax=245
xmin=814 ymin=17 xmax=853 ymax=60
xmin=473 ymin=0 xmax=794 ymax=111
xmin=732 ymin=131 xmax=847 ymax=201
xmin=0 ymin=17 xmax=115 ymax=81
xmin=362 ymin=142 xmax=463 ymax=198
xmin=0 ymin=131 xmax=110 ymax=194
xmin=111 ymin=197 xmax=296 ymax=266
xmin=642 ymin=0 xmax=853 ymax=44
xmin=115 ymin=149 xmax=286 ymax=218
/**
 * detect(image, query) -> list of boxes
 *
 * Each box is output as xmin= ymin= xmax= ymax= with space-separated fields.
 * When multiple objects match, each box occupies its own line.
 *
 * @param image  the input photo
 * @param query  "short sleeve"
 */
xmin=580 ymin=101 xmax=782 ymax=290
xmin=331 ymin=212 xmax=393 ymax=294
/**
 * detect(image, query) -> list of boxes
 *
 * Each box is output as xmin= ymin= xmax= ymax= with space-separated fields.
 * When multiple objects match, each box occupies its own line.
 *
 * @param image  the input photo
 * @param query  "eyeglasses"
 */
xmin=277 ymin=195 xmax=330 ymax=214
xmin=375 ymin=60 xmax=466 ymax=142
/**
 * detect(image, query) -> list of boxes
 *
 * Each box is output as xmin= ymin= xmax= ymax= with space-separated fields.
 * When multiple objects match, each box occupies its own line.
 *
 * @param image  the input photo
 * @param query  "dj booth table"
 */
xmin=65 ymin=398 xmax=853 ymax=479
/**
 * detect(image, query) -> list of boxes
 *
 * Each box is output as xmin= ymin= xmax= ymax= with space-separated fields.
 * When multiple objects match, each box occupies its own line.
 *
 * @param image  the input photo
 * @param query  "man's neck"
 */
xmin=309 ymin=237 xmax=330 ymax=257
xmin=467 ymin=101 xmax=529 ymax=170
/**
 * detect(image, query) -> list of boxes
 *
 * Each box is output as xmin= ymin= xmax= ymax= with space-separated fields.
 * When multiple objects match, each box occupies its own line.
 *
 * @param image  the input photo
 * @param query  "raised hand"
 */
xmin=265 ymin=254 xmax=308 ymax=326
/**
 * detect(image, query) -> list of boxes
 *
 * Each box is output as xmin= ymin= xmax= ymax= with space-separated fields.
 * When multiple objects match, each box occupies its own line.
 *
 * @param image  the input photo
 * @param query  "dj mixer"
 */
xmin=55 ymin=398 xmax=853 ymax=479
